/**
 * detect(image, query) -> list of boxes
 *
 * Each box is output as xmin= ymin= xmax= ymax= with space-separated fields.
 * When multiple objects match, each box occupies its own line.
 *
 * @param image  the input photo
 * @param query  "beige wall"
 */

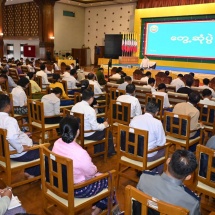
xmin=54 ymin=2 xmax=85 ymax=54
xmin=84 ymin=3 xmax=136 ymax=64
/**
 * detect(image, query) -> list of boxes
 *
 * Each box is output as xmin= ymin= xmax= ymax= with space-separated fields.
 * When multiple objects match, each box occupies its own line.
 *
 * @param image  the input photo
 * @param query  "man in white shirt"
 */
xmin=0 ymin=74 xmax=8 ymax=92
xmin=36 ymin=63 xmax=50 ymax=89
xmin=140 ymin=71 xmax=151 ymax=83
xmin=144 ymin=77 xmax=156 ymax=93
xmin=0 ymin=94 xmax=40 ymax=178
xmin=117 ymin=76 xmax=132 ymax=91
xmin=129 ymin=101 xmax=166 ymax=174
xmin=41 ymin=87 xmax=62 ymax=124
xmin=170 ymin=74 xmax=185 ymax=91
xmin=87 ymin=73 xmax=104 ymax=99
xmin=110 ymin=68 xmax=121 ymax=79
xmin=199 ymin=78 xmax=215 ymax=98
xmin=140 ymin=55 xmax=149 ymax=69
xmin=117 ymin=84 xmax=142 ymax=118
xmin=199 ymin=89 xmax=215 ymax=106
xmin=153 ymin=83 xmax=171 ymax=109
xmin=62 ymin=67 xmax=79 ymax=91
xmin=71 ymin=89 xmax=115 ymax=156
xmin=27 ymin=61 xmax=35 ymax=73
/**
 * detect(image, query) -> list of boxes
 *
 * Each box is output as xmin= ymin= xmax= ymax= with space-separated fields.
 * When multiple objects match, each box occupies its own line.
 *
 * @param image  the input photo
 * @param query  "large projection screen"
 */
xmin=145 ymin=20 xmax=215 ymax=59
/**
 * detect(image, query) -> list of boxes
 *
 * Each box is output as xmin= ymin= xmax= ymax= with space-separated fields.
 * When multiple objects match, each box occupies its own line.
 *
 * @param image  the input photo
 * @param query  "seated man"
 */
xmin=140 ymin=55 xmax=149 ymax=69
xmin=110 ymin=68 xmax=121 ymax=79
xmin=152 ymin=83 xmax=171 ymax=109
xmin=117 ymin=76 xmax=132 ymax=91
xmin=62 ymin=67 xmax=79 ymax=91
xmin=144 ymin=77 xmax=156 ymax=93
xmin=96 ymin=68 xmax=106 ymax=85
xmin=173 ymin=91 xmax=202 ymax=151
xmin=1 ymin=69 xmax=17 ymax=91
xmin=136 ymin=150 xmax=200 ymax=215
xmin=199 ymin=78 xmax=215 ymax=98
xmin=199 ymin=89 xmax=215 ymax=106
xmin=117 ymin=84 xmax=142 ymax=118
xmin=177 ymin=75 xmax=193 ymax=95
xmin=129 ymin=101 xmax=166 ymax=174
xmin=71 ymin=89 xmax=115 ymax=156
xmin=140 ymin=71 xmax=151 ymax=83
xmin=36 ymin=63 xmax=50 ymax=89
xmin=170 ymin=74 xmax=185 ymax=91
xmin=28 ymin=72 xmax=41 ymax=93
xmin=0 ymin=94 xmax=40 ymax=178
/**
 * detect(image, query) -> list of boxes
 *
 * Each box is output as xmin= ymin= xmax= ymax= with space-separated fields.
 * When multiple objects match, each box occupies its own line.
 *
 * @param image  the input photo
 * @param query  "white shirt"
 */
xmin=36 ymin=70 xmax=50 ymax=88
xmin=8 ymin=76 xmax=17 ymax=88
xmin=129 ymin=113 xmax=166 ymax=157
xmin=53 ymin=63 xmax=60 ymax=70
xmin=199 ymin=98 xmax=215 ymax=106
xmin=89 ymin=80 xmax=103 ymax=98
xmin=144 ymin=85 xmax=156 ymax=93
xmin=140 ymin=58 xmax=149 ymax=68
xmin=11 ymin=86 xmax=27 ymax=107
xmin=117 ymin=94 xmax=142 ymax=118
xmin=170 ymin=78 xmax=185 ymax=91
xmin=117 ymin=82 xmax=128 ymax=91
xmin=140 ymin=76 xmax=149 ymax=83
xmin=77 ymin=70 xmax=85 ymax=82
xmin=111 ymin=73 xmax=121 ymax=79
xmin=62 ymin=72 xmax=78 ymax=89
xmin=41 ymin=93 xmax=60 ymax=116
xmin=0 ymin=112 xmax=33 ymax=158
xmin=152 ymin=91 xmax=171 ymax=108
xmin=199 ymin=85 xmax=215 ymax=98
xmin=0 ymin=86 xmax=2 ymax=91
xmin=27 ymin=64 xmax=35 ymax=73
xmin=71 ymin=100 xmax=105 ymax=137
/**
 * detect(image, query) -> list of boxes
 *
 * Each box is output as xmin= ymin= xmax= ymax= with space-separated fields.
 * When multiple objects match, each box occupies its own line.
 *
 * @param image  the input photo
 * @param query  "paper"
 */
xmin=8 ymin=195 xmax=21 ymax=210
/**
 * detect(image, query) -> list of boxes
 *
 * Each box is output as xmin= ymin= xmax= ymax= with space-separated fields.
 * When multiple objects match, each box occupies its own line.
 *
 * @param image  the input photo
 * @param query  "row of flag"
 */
xmin=121 ymin=32 xmax=138 ymax=55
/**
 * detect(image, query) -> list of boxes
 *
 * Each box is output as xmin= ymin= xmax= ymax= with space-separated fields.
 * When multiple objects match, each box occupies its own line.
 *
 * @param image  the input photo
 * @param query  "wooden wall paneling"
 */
xmin=14 ymin=4 xmax=22 ymax=37
xmin=94 ymin=46 xmax=104 ymax=66
xmin=7 ymin=5 xmax=15 ymax=37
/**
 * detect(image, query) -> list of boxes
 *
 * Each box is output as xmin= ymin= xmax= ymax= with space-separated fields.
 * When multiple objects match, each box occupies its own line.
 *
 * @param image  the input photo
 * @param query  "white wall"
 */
xmin=84 ymin=3 xmax=136 ymax=64
xmin=54 ymin=2 xmax=85 ymax=54
xmin=3 ymin=39 xmax=40 ymax=60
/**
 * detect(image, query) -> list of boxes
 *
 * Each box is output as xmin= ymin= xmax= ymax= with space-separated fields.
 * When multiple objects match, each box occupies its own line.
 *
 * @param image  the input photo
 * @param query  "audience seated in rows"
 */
xmin=117 ymin=76 xmax=132 ymax=91
xmin=152 ymin=83 xmax=171 ymax=109
xmin=177 ymin=75 xmax=193 ymax=95
xmin=199 ymin=78 xmax=215 ymax=97
xmin=111 ymin=68 xmax=122 ymax=79
xmin=136 ymin=150 xmax=200 ymax=215
xmin=199 ymin=89 xmax=215 ymax=106
xmin=27 ymin=72 xmax=41 ymax=93
xmin=71 ymin=89 xmax=115 ymax=156
xmin=0 ymin=74 xmax=8 ymax=91
xmin=129 ymin=101 xmax=166 ymax=174
xmin=11 ymin=77 xmax=29 ymax=115
xmin=96 ymin=67 xmax=106 ymax=85
xmin=0 ymin=94 xmax=40 ymax=179
xmin=170 ymin=74 xmax=185 ymax=91
xmin=88 ymin=73 xmax=104 ymax=99
xmin=52 ymin=116 xmax=116 ymax=215
xmin=116 ymin=84 xmax=142 ymax=118
xmin=140 ymin=71 xmax=151 ymax=83
xmin=62 ymin=67 xmax=79 ymax=92
xmin=36 ymin=64 xmax=50 ymax=89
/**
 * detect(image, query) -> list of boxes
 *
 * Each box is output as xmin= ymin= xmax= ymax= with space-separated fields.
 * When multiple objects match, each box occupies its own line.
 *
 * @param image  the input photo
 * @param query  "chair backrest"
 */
xmin=105 ymin=82 xmax=119 ymax=93
xmin=62 ymin=80 xmax=68 ymax=92
xmin=124 ymin=185 xmax=189 ymax=215
xmin=40 ymin=146 xmax=74 ymax=211
xmin=163 ymin=111 xmax=190 ymax=140
xmin=196 ymin=145 xmax=215 ymax=190
xmin=133 ymin=69 xmax=144 ymax=80
xmin=117 ymin=124 xmax=148 ymax=167
xmin=108 ymin=77 xmax=119 ymax=84
xmin=132 ymin=80 xmax=147 ymax=86
xmin=21 ymin=65 xmax=28 ymax=74
xmin=89 ymin=84 xmax=94 ymax=92
xmin=191 ymin=86 xmax=204 ymax=95
xmin=145 ymin=93 xmax=164 ymax=119
xmin=197 ymin=103 xmax=215 ymax=132
xmin=0 ymin=81 xmax=9 ymax=93
xmin=167 ymin=91 xmax=188 ymax=107
xmin=9 ymin=68 xmax=19 ymax=83
xmin=74 ymin=92 xmax=82 ymax=104
xmin=110 ymin=100 xmax=131 ymax=126
xmin=155 ymin=76 xmax=172 ymax=87
xmin=135 ymin=86 xmax=151 ymax=111
xmin=166 ymin=84 xmax=176 ymax=92
xmin=35 ymin=76 xmax=43 ymax=88
xmin=109 ymin=88 xmax=125 ymax=100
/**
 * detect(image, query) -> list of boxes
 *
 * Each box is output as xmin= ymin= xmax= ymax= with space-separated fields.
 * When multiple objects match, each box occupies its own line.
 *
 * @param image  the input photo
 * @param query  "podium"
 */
xmin=119 ymin=56 xmax=139 ymax=64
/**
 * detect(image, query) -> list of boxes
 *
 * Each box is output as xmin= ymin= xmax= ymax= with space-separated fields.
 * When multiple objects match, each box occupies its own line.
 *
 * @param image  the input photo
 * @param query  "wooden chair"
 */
xmin=117 ymin=124 xmax=169 ymax=185
xmin=132 ymin=80 xmax=147 ymax=86
xmin=71 ymin=111 xmax=109 ymax=161
xmin=195 ymin=145 xmax=215 ymax=199
xmin=25 ymin=82 xmax=45 ymax=99
xmin=135 ymin=86 xmax=151 ymax=112
xmin=191 ymin=86 xmax=204 ymax=95
xmin=105 ymin=82 xmax=119 ymax=93
xmin=9 ymin=68 xmax=19 ymax=84
xmin=166 ymin=84 xmax=176 ymax=92
xmin=21 ymin=65 xmax=28 ymax=74
xmin=133 ymin=69 xmax=144 ymax=80
xmin=163 ymin=111 xmax=203 ymax=150
xmin=145 ymin=93 xmax=164 ymax=120
xmin=209 ymin=212 xmax=215 ymax=215
xmin=35 ymin=76 xmax=49 ymax=91
xmin=124 ymin=185 xmax=189 ymax=215
xmin=0 ymin=81 xmax=9 ymax=93
xmin=40 ymin=146 xmax=116 ymax=215
xmin=28 ymin=99 xmax=60 ymax=143
xmin=108 ymin=77 xmax=119 ymax=84
xmin=0 ymin=128 xmax=45 ymax=187
xmin=155 ymin=76 xmax=172 ymax=87
xmin=167 ymin=91 xmax=188 ymax=107
xmin=109 ymin=88 xmax=125 ymax=101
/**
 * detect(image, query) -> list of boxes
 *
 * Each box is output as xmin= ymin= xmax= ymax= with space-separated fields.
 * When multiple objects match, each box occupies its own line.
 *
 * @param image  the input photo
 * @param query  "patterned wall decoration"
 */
xmin=84 ymin=3 xmax=136 ymax=63
xmin=3 ymin=2 xmax=39 ymax=38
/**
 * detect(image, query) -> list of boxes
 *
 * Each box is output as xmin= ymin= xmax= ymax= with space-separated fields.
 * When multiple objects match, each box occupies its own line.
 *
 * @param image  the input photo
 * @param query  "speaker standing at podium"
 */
xmin=140 ymin=55 xmax=149 ymax=69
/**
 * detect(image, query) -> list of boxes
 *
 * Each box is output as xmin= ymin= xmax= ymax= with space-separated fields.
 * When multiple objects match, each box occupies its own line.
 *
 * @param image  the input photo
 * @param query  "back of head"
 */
xmin=145 ymin=101 xmax=159 ymax=114
xmin=81 ymin=79 xmax=89 ymax=92
xmin=124 ymin=76 xmax=132 ymax=82
xmin=157 ymin=83 xmax=166 ymax=91
xmin=82 ymin=89 xmax=94 ymax=101
xmin=27 ymin=72 xmax=35 ymax=80
xmin=52 ymin=73 xmax=60 ymax=83
xmin=203 ymin=78 xmax=210 ymax=86
xmin=40 ymin=63 xmax=45 ymax=70
xmin=168 ymin=149 xmax=197 ymax=179
xmin=66 ymin=65 xmax=70 ymax=71
xmin=17 ymin=62 xmax=22 ymax=67
xmin=189 ymin=72 xmax=195 ymax=78
xmin=87 ymin=72 xmax=94 ymax=80
xmin=178 ymin=74 xmax=183 ymax=78
xmin=17 ymin=77 xmax=29 ymax=87
xmin=165 ymin=70 xmax=169 ymax=76
xmin=70 ymin=69 xmax=76 ymax=76
xmin=126 ymin=84 xmax=135 ymax=94
xmin=1 ymin=69 xmax=8 ymax=75
xmin=148 ymin=78 xmax=155 ymax=85
xmin=145 ymin=71 xmax=151 ymax=77
xmin=188 ymin=91 xmax=201 ymax=105
xmin=115 ymin=68 xmax=121 ymax=74
xmin=52 ymin=87 xmax=62 ymax=95
xmin=0 ymin=94 xmax=10 ymax=111
xmin=0 ymin=74 xmax=8 ymax=80
xmin=185 ymin=76 xmax=194 ymax=87
xmin=202 ymin=89 xmax=212 ymax=98
xmin=60 ymin=116 xmax=79 ymax=143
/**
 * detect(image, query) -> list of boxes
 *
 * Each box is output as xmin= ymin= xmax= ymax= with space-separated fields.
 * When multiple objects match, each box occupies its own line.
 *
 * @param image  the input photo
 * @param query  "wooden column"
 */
xmin=0 ymin=0 xmax=4 ymax=59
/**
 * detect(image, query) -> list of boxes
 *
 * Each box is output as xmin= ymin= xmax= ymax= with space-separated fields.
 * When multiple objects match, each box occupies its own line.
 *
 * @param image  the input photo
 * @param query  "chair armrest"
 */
xmin=74 ymin=170 xmax=116 ymax=189
xmin=147 ymin=142 xmax=171 ymax=153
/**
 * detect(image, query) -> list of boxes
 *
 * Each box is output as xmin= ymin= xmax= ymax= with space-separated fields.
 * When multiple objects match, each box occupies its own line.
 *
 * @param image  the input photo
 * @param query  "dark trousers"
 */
xmin=189 ymin=129 xmax=201 ymax=152
xmin=60 ymin=100 xmax=74 ymax=106
xmin=45 ymin=117 xmax=62 ymax=134
xmin=85 ymin=130 xmax=116 ymax=156
xmin=11 ymin=149 xmax=40 ymax=176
